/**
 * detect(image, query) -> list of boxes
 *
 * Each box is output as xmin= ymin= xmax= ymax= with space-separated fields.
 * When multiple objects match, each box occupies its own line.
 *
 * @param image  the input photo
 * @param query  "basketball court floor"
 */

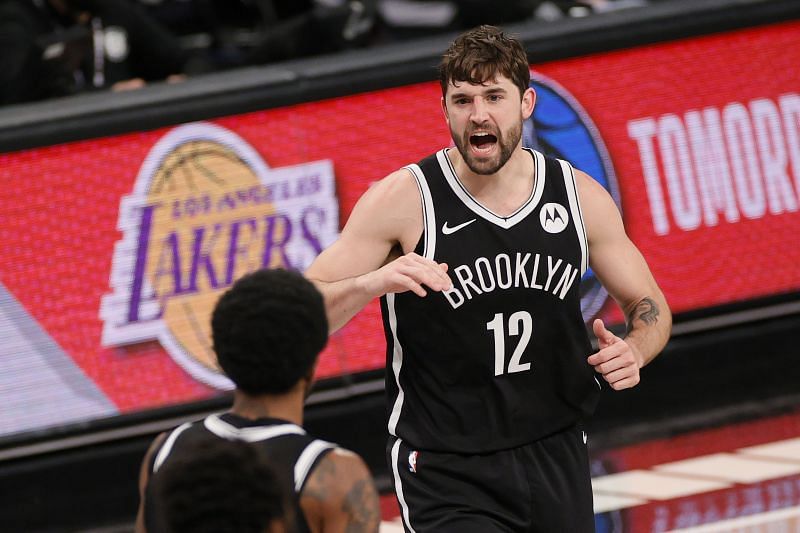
xmin=377 ymin=407 xmax=800 ymax=532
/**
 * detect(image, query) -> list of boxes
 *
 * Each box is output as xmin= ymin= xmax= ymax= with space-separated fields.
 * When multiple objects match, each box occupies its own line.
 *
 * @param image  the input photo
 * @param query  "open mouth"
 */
xmin=470 ymin=132 xmax=498 ymax=152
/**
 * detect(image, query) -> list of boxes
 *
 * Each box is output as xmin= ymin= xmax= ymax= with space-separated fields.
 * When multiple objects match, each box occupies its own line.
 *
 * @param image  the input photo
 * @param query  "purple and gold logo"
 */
xmin=100 ymin=122 xmax=339 ymax=388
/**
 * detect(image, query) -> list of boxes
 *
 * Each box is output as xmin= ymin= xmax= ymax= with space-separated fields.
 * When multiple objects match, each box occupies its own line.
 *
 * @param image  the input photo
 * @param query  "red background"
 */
xmin=0 ymin=20 xmax=798 ymax=417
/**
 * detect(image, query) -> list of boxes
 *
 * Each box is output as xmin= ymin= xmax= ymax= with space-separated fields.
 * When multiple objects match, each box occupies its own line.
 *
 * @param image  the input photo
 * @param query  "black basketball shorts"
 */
xmin=387 ymin=424 xmax=595 ymax=533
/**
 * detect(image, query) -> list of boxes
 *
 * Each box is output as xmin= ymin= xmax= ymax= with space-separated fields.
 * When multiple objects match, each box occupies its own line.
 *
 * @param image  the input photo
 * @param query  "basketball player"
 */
xmin=135 ymin=269 xmax=381 ymax=533
xmin=148 ymin=438 xmax=290 ymax=533
xmin=305 ymin=25 xmax=672 ymax=532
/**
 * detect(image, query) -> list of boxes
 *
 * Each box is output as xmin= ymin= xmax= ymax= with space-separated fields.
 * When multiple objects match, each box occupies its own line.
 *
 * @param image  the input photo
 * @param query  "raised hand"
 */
xmin=587 ymin=319 xmax=642 ymax=391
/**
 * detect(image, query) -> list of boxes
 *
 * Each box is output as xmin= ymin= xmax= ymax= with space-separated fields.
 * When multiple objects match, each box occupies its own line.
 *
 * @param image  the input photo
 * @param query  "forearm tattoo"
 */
xmin=342 ymin=478 xmax=380 ymax=533
xmin=626 ymin=297 xmax=660 ymax=334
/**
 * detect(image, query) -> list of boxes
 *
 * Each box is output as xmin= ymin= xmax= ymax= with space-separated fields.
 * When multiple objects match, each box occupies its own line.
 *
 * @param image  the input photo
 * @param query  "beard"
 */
xmin=451 ymin=120 xmax=523 ymax=175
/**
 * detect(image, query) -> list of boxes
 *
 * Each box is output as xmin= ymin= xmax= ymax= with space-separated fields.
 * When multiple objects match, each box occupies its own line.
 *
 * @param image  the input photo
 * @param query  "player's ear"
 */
xmin=302 ymin=362 xmax=318 ymax=399
xmin=441 ymin=96 xmax=450 ymax=124
xmin=521 ymin=87 xmax=535 ymax=120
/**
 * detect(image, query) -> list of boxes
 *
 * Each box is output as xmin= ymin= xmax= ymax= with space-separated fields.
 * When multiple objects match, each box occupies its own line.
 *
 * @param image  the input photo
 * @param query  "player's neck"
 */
xmin=449 ymin=146 xmax=534 ymax=215
xmin=230 ymin=385 xmax=305 ymax=426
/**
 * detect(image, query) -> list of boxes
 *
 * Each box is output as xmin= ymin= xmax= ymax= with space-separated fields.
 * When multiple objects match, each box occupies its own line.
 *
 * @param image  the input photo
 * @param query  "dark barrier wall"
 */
xmin=3 ymin=0 xmax=800 ymax=151
xmin=2 ymin=1 xmax=800 ymax=529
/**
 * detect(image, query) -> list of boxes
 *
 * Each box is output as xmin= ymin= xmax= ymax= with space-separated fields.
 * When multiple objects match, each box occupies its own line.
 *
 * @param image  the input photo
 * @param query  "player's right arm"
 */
xmin=306 ymin=168 xmax=451 ymax=333
xmin=299 ymin=448 xmax=381 ymax=533
xmin=577 ymin=168 xmax=671 ymax=389
xmin=135 ymin=432 xmax=167 ymax=533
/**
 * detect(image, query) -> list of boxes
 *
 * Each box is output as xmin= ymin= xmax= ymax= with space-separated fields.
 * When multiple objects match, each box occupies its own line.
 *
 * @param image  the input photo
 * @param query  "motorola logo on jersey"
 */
xmin=524 ymin=71 xmax=620 ymax=322
xmin=540 ymin=202 xmax=569 ymax=233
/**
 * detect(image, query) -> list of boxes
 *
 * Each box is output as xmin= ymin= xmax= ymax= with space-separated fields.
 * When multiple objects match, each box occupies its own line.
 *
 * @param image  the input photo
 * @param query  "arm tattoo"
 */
xmin=301 ymin=454 xmax=336 ymax=501
xmin=627 ymin=297 xmax=660 ymax=333
xmin=342 ymin=478 xmax=380 ymax=533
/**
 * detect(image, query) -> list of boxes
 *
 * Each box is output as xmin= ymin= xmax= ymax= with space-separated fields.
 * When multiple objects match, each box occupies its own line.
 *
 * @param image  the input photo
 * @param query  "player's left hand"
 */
xmin=587 ymin=319 xmax=642 ymax=391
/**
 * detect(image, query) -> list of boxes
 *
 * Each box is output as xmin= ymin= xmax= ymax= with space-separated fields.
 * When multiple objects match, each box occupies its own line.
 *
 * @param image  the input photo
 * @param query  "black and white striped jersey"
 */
xmin=381 ymin=148 xmax=601 ymax=454
xmin=143 ymin=413 xmax=335 ymax=533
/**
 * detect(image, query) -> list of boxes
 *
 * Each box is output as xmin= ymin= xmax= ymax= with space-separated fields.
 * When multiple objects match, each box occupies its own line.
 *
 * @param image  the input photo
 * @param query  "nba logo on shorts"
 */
xmin=524 ymin=71 xmax=620 ymax=322
xmin=408 ymin=450 xmax=419 ymax=473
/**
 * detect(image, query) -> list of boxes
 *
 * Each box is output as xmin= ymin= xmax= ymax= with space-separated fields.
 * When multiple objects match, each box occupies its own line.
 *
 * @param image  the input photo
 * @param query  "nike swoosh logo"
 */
xmin=582 ymin=431 xmax=588 ymax=445
xmin=442 ymin=219 xmax=476 ymax=235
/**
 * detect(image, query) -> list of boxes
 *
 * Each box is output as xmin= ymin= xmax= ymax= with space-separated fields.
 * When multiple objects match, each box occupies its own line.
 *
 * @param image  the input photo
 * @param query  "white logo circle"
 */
xmin=540 ymin=203 xmax=569 ymax=233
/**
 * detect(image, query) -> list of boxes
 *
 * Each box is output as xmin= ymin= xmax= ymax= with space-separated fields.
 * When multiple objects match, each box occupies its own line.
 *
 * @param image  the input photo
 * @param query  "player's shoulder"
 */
xmin=372 ymin=166 xmax=419 ymax=197
xmin=570 ymin=167 xmax=626 ymax=243
xmin=302 ymin=446 xmax=374 ymax=499
xmin=353 ymin=166 xmax=422 ymax=218
xmin=147 ymin=431 xmax=169 ymax=459
xmin=571 ymin=167 xmax=617 ymax=210
xmin=300 ymin=446 xmax=380 ymax=531
xmin=137 ymin=431 xmax=170 ymax=495
xmin=324 ymin=446 xmax=371 ymax=469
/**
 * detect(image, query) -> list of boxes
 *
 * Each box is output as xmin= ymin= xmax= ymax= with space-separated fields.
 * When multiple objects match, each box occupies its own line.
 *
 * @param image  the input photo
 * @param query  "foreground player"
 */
xmin=306 ymin=25 xmax=671 ymax=532
xmin=136 ymin=269 xmax=380 ymax=533
xmin=148 ymin=438 xmax=290 ymax=532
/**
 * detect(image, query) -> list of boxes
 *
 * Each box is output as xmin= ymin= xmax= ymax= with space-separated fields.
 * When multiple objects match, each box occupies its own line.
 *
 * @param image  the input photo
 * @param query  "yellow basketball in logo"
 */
xmin=144 ymin=140 xmax=286 ymax=371
xmin=101 ymin=121 xmax=338 ymax=389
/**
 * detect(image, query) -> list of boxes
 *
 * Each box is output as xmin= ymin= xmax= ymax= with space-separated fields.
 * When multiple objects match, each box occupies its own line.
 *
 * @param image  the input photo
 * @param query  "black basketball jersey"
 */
xmin=380 ymin=148 xmax=601 ymax=454
xmin=143 ymin=413 xmax=335 ymax=533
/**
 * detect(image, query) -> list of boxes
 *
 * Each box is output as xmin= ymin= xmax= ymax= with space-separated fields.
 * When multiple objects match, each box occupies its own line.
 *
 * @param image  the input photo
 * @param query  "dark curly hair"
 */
xmin=151 ymin=438 xmax=289 ymax=533
xmin=211 ymin=268 xmax=328 ymax=395
xmin=439 ymin=25 xmax=530 ymax=98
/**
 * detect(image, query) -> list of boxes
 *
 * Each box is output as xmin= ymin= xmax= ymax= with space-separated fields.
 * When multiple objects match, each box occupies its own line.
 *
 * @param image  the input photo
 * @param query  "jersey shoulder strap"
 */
xmin=294 ymin=439 xmax=337 ymax=493
xmin=151 ymin=421 xmax=195 ymax=473
xmin=403 ymin=152 xmax=442 ymax=259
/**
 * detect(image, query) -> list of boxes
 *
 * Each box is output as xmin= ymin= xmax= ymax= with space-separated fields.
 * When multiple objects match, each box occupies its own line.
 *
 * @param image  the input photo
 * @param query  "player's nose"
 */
xmin=470 ymin=98 xmax=490 ymax=123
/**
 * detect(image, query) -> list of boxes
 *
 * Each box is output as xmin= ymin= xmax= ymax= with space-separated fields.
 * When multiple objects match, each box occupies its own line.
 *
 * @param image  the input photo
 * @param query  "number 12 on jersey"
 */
xmin=486 ymin=311 xmax=533 ymax=376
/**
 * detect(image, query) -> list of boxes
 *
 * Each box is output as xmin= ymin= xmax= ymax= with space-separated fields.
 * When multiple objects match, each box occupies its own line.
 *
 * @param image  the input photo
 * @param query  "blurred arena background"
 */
xmin=1 ymin=0 xmax=800 ymax=531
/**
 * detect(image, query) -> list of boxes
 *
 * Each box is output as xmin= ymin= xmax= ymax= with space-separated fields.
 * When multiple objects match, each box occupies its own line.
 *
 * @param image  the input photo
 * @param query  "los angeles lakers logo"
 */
xmin=100 ymin=122 xmax=339 ymax=389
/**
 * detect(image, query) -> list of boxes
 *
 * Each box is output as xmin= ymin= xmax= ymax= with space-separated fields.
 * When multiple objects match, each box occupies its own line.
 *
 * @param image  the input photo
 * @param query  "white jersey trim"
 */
xmin=404 ymin=164 xmax=437 ymax=259
xmin=203 ymin=413 xmax=306 ymax=442
xmin=386 ymin=293 xmax=405 ymax=436
xmin=294 ymin=439 xmax=336 ymax=493
xmin=391 ymin=438 xmax=417 ymax=533
xmin=560 ymin=159 xmax=589 ymax=276
xmin=436 ymin=148 xmax=546 ymax=229
xmin=153 ymin=422 xmax=192 ymax=473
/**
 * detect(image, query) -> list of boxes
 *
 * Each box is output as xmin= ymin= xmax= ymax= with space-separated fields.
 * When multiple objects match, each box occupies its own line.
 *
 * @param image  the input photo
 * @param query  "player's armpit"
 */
xmin=300 ymin=449 xmax=381 ymax=533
